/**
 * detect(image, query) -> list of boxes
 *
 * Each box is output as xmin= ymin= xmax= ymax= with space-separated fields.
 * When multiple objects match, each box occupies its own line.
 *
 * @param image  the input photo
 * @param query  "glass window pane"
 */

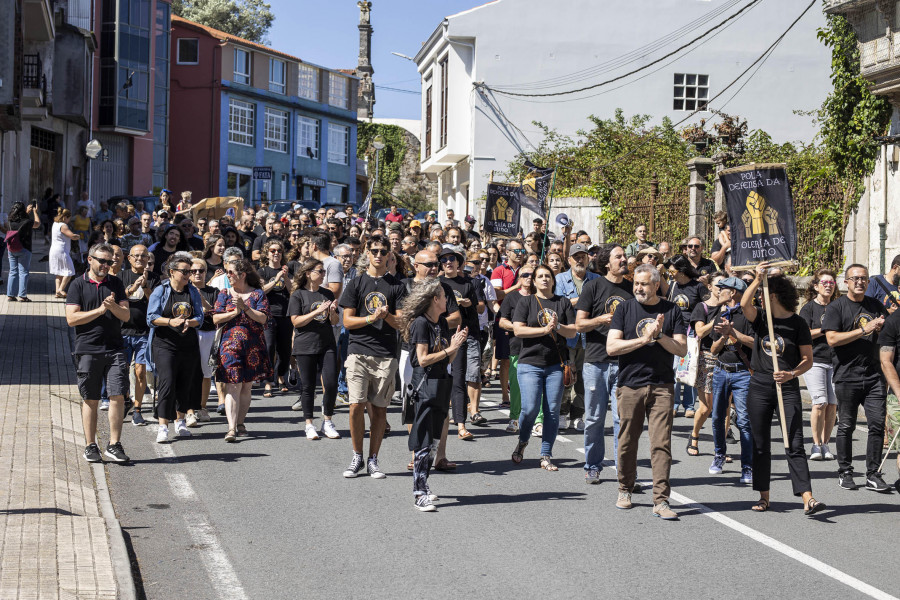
xmin=685 ymin=87 xmax=696 ymax=98
xmin=674 ymin=73 xmax=684 ymax=85
xmin=698 ymin=88 xmax=708 ymax=99
xmin=686 ymin=74 xmax=696 ymax=86
xmin=673 ymin=86 xmax=684 ymax=98
xmin=698 ymin=74 xmax=709 ymax=86
xmin=685 ymin=99 xmax=695 ymax=110
xmin=673 ymin=99 xmax=683 ymax=110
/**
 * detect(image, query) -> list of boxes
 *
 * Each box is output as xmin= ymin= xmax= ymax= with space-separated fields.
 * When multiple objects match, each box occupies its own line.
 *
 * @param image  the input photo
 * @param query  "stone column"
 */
xmin=712 ymin=152 xmax=729 ymax=213
xmin=686 ymin=157 xmax=714 ymax=239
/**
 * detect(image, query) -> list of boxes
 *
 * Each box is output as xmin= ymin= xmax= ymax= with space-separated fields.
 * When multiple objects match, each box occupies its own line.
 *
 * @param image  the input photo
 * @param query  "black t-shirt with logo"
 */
xmin=400 ymin=278 xmax=459 ymax=353
xmin=575 ymin=277 xmax=634 ymax=364
xmin=668 ymin=279 xmax=707 ymax=326
xmin=609 ymin=298 xmax=686 ymax=387
xmin=512 ymin=294 xmax=575 ymax=368
xmin=694 ymin=257 xmax=718 ymax=278
xmin=441 ymin=275 xmax=482 ymax=335
xmin=118 ymin=269 xmax=160 ymax=336
xmin=258 ymin=264 xmax=295 ymax=317
xmin=499 ymin=290 xmax=524 ymax=356
xmin=240 ymin=231 xmax=256 ymax=255
xmin=154 ymin=288 xmax=199 ymax=351
xmin=288 ymin=287 xmax=337 ymax=355
xmin=690 ymin=301 xmax=720 ymax=352
xmin=197 ymin=285 xmax=218 ymax=331
xmin=67 ymin=274 xmax=128 ymax=354
xmin=339 ymin=272 xmax=407 ymax=357
xmin=821 ymin=295 xmax=888 ymax=383
xmin=798 ymin=300 xmax=833 ymax=365
xmin=877 ymin=310 xmax=900 ymax=376
xmin=409 ymin=315 xmax=451 ymax=378
xmin=710 ymin=305 xmax=753 ymax=365
xmin=749 ymin=310 xmax=812 ymax=383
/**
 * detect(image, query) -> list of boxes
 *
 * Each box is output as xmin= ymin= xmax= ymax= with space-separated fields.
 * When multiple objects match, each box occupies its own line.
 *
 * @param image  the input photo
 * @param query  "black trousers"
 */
xmin=747 ymin=378 xmax=811 ymax=497
xmin=152 ymin=340 xmax=200 ymax=421
xmin=835 ymin=378 xmax=886 ymax=477
xmin=450 ymin=342 xmax=468 ymax=425
xmin=294 ymin=349 xmax=338 ymax=420
xmin=409 ymin=371 xmax=451 ymax=496
xmin=265 ymin=316 xmax=293 ymax=381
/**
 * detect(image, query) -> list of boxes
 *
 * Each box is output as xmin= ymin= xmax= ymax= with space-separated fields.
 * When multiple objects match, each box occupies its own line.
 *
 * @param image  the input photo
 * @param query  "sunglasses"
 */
xmin=369 ymin=248 xmax=389 ymax=256
xmin=268 ymin=249 xmax=282 ymax=253
xmin=90 ymin=256 xmax=113 ymax=266
xmin=686 ymin=244 xmax=701 ymax=249
xmin=170 ymin=268 xmax=191 ymax=275
xmin=417 ymin=261 xmax=439 ymax=269
xmin=310 ymin=269 xmax=326 ymax=275
xmin=817 ymin=280 xmax=836 ymax=286
xmin=189 ymin=268 xmax=207 ymax=274
xmin=440 ymin=256 xmax=457 ymax=263
xmin=468 ymin=260 xmax=483 ymax=266
xmin=511 ymin=249 xmax=527 ymax=255
xmin=847 ymin=276 xmax=868 ymax=283
xmin=226 ymin=270 xmax=242 ymax=277
xmin=519 ymin=273 xmax=533 ymax=279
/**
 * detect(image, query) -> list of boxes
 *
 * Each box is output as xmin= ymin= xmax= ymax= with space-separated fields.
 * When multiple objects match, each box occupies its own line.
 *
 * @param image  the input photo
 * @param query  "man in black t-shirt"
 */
xmin=608 ymin=264 xmax=687 ymax=519
xmin=823 ymin=264 xmax=891 ymax=492
xmin=339 ymin=235 xmax=407 ymax=479
xmin=65 ymin=243 xmax=132 ymax=464
xmin=877 ymin=309 xmax=900 ymax=488
xmin=708 ymin=277 xmax=755 ymax=480
xmin=575 ymin=244 xmax=633 ymax=484
xmin=119 ymin=244 xmax=160 ymax=425
xmin=682 ymin=236 xmax=718 ymax=282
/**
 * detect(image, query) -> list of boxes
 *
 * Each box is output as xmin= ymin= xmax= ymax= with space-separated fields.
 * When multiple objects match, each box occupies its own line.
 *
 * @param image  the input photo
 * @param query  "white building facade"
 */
xmin=413 ymin=0 xmax=832 ymax=227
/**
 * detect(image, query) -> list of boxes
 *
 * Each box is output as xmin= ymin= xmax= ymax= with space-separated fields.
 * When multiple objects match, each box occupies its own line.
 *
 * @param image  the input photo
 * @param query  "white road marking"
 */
xmin=165 ymin=472 xmax=198 ymax=501
xmin=184 ymin=514 xmax=249 ymax=600
xmin=669 ymin=490 xmax=898 ymax=600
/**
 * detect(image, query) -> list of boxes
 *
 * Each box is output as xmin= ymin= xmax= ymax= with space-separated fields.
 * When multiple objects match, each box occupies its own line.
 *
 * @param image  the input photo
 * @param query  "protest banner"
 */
xmin=190 ymin=197 xmax=244 ymax=222
xmin=519 ymin=160 xmax=554 ymax=217
xmin=483 ymin=183 xmax=521 ymax=237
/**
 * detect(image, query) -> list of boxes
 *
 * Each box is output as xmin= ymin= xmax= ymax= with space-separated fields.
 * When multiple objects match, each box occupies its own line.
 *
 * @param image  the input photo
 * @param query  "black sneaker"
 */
xmin=104 ymin=442 xmax=130 ymax=463
xmin=83 ymin=444 xmax=102 ymax=463
xmin=838 ymin=471 xmax=858 ymax=490
xmin=865 ymin=472 xmax=891 ymax=492
xmin=726 ymin=429 xmax=738 ymax=445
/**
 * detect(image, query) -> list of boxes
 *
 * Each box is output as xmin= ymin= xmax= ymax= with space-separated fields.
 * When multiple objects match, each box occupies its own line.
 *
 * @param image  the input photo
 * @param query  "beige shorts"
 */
xmin=346 ymin=354 xmax=398 ymax=408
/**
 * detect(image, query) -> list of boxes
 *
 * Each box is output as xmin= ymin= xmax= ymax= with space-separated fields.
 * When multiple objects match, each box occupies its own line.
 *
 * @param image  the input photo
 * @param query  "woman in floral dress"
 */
xmin=213 ymin=258 xmax=273 ymax=442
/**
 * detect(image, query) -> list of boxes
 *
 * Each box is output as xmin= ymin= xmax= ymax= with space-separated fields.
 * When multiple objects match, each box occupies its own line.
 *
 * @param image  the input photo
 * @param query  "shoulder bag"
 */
xmin=534 ymin=295 xmax=576 ymax=387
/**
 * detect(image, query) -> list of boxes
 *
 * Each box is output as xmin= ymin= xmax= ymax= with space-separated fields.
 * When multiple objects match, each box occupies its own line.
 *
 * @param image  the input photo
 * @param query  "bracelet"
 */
xmin=365 ymin=315 xmax=373 ymax=325
xmin=443 ymin=349 xmax=449 ymax=359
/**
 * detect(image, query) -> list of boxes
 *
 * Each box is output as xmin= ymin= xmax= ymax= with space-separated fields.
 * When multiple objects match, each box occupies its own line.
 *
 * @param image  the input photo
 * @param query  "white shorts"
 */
xmin=197 ymin=329 xmax=217 ymax=379
xmin=804 ymin=363 xmax=837 ymax=405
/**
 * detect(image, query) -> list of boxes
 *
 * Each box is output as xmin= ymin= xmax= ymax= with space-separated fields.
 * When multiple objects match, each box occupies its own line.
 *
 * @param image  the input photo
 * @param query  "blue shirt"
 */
xmin=556 ymin=269 xmax=599 ymax=348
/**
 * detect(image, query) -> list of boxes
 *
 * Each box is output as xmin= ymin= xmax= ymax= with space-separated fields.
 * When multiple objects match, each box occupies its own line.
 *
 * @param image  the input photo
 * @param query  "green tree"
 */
xmin=172 ymin=0 xmax=275 ymax=44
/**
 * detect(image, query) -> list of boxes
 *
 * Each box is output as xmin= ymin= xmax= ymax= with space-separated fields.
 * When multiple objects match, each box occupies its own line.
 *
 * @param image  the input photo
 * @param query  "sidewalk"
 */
xmin=0 ymin=243 xmax=133 ymax=599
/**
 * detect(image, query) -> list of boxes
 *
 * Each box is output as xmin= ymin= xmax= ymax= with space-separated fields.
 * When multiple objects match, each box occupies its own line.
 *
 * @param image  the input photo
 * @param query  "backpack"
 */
xmin=4 ymin=230 xmax=23 ymax=253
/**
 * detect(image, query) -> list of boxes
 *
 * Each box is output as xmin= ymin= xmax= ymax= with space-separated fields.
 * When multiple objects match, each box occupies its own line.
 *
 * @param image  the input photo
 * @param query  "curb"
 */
xmin=91 ymin=462 xmax=137 ymax=600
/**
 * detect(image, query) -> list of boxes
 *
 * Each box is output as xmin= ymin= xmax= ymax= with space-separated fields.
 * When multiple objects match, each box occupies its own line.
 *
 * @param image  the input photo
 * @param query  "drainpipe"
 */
xmin=880 ymin=143 xmax=888 ymax=274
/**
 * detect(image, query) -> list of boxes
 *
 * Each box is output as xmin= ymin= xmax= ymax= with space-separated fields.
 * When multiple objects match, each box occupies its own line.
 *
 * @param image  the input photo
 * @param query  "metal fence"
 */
xmin=604 ymin=180 xmax=690 ymax=246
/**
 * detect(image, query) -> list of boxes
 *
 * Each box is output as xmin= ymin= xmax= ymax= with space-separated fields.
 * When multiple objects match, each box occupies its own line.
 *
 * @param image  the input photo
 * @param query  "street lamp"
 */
xmin=373 ymin=135 xmax=385 ymax=191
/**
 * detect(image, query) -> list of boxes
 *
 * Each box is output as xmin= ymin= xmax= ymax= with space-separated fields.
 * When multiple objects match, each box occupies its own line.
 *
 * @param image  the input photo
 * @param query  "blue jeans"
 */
xmin=517 ymin=363 xmax=563 ymax=456
xmin=7 ymin=249 xmax=31 ymax=298
xmin=673 ymin=381 xmax=696 ymax=411
xmin=336 ymin=326 xmax=350 ymax=395
xmin=583 ymin=361 xmax=619 ymax=471
xmin=711 ymin=367 xmax=753 ymax=466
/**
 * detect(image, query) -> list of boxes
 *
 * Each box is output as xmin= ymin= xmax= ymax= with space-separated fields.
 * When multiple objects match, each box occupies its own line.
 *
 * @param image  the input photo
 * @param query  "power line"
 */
xmin=374 ymin=85 xmax=420 ymax=95
xmin=481 ymin=0 xmax=761 ymax=98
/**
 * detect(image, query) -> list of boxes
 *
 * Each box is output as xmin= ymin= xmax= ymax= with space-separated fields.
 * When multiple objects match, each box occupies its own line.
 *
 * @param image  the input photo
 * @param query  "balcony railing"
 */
xmin=23 ymin=54 xmax=43 ymax=88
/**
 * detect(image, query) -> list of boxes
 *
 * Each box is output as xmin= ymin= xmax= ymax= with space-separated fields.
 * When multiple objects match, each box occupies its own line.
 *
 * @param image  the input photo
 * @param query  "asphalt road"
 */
xmin=99 ymin=384 xmax=900 ymax=600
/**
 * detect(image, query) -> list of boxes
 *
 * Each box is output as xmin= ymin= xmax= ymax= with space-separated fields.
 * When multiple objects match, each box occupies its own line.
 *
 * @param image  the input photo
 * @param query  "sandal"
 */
xmin=236 ymin=424 xmax=248 ymax=437
xmin=804 ymin=498 xmax=826 ymax=516
xmin=433 ymin=458 xmax=457 ymax=471
xmin=511 ymin=440 xmax=528 ymax=464
xmin=724 ymin=455 xmax=733 ymax=464
xmin=407 ymin=460 xmax=414 ymax=471
xmin=458 ymin=428 xmax=474 ymax=441
xmin=263 ymin=389 xmax=274 ymax=398
xmin=471 ymin=412 xmax=488 ymax=426
xmin=280 ymin=386 xmax=289 ymax=393
xmin=751 ymin=498 xmax=769 ymax=512
xmin=224 ymin=429 xmax=237 ymax=443
xmin=540 ymin=456 xmax=558 ymax=471
xmin=686 ymin=435 xmax=700 ymax=457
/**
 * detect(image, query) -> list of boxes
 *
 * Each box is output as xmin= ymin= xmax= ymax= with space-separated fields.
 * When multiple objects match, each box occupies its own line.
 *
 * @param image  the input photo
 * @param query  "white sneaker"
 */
xmin=185 ymin=413 xmax=199 ymax=428
xmin=505 ymin=419 xmax=519 ymax=433
xmin=533 ymin=423 xmax=543 ymax=437
xmin=305 ymin=424 xmax=320 ymax=440
xmin=810 ymin=444 xmax=823 ymax=461
xmin=175 ymin=419 xmax=192 ymax=437
xmin=156 ymin=425 xmax=168 ymax=443
xmin=574 ymin=418 xmax=585 ymax=431
xmin=321 ymin=420 xmax=341 ymax=439
xmin=822 ymin=444 xmax=835 ymax=460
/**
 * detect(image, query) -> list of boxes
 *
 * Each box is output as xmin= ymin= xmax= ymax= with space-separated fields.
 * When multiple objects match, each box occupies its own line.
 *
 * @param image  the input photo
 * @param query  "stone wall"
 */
xmin=391 ymin=129 xmax=437 ymax=205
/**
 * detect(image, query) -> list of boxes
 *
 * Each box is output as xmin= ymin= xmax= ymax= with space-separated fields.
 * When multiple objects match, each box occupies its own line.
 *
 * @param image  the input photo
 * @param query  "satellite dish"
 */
xmin=86 ymin=139 xmax=103 ymax=160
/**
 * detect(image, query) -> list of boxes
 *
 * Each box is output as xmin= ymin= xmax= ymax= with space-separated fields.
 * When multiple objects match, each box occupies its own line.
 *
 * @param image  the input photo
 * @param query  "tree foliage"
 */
xmin=357 ymin=122 xmax=408 ymax=197
xmin=172 ymin=0 xmax=275 ymax=44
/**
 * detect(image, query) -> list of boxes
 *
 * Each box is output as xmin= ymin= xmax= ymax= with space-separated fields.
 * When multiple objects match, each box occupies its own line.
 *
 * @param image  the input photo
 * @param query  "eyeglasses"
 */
xmin=817 ymin=280 xmax=836 ymax=286
xmin=369 ymin=248 xmax=390 ymax=256
xmin=90 ymin=256 xmax=113 ymax=266
xmin=189 ymin=268 xmax=207 ymax=274
xmin=511 ymin=249 xmax=527 ymax=255
xmin=226 ymin=270 xmax=242 ymax=277
xmin=170 ymin=268 xmax=190 ymax=275
xmin=519 ymin=273 xmax=533 ymax=279
xmin=686 ymin=244 xmax=701 ymax=249
xmin=338 ymin=254 xmax=353 ymax=260
xmin=846 ymin=276 xmax=868 ymax=283
xmin=268 ymin=249 xmax=282 ymax=254
xmin=417 ymin=261 xmax=439 ymax=269
xmin=439 ymin=256 xmax=457 ymax=263
xmin=310 ymin=269 xmax=326 ymax=275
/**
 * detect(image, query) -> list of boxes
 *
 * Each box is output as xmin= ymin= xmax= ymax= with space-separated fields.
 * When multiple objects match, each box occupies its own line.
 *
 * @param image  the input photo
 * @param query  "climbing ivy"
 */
xmin=357 ymin=122 xmax=407 ymax=196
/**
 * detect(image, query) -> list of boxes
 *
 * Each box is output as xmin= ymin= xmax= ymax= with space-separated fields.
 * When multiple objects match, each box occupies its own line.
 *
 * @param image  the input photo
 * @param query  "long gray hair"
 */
xmin=399 ymin=278 xmax=444 ymax=343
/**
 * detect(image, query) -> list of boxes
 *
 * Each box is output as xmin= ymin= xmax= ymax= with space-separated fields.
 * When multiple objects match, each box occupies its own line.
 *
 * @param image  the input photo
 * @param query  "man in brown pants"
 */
xmin=607 ymin=264 xmax=687 ymax=520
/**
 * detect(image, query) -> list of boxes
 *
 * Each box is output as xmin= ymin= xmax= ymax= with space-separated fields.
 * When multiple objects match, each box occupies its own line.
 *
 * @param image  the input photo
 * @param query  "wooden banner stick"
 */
xmin=762 ymin=273 xmax=790 ymax=449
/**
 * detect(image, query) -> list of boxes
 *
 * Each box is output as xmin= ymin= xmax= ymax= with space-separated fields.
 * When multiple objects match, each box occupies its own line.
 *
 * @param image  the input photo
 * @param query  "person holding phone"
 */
xmin=288 ymin=259 xmax=340 ymax=440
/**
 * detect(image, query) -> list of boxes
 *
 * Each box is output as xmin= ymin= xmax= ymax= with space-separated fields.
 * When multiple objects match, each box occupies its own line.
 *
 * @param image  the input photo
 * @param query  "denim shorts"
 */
xmin=123 ymin=335 xmax=149 ymax=366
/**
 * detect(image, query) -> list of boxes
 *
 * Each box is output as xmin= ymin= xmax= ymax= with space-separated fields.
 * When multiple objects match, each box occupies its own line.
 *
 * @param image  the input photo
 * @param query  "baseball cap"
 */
xmin=335 ymin=212 xmax=347 ymax=219
xmin=717 ymin=276 xmax=748 ymax=292
xmin=465 ymin=215 xmax=476 ymax=223
xmin=410 ymin=219 xmax=422 ymax=228
xmin=568 ymin=243 xmax=589 ymax=257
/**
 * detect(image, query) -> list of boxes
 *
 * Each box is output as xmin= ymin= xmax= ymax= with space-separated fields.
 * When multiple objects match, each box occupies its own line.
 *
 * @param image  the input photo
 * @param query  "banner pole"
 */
xmin=762 ymin=273 xmax=790 ymax=449
xmin=540 ymin=168 xmax=557 ymax=262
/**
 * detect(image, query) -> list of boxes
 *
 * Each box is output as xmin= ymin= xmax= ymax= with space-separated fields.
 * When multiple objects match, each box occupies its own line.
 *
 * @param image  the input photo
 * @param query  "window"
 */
xmin=264 ymin=108 xmax=288 ymax=153
xmin=327 ymin=123 xmax=349 ymax=165
xmin=327 ymin=183 xmax=347 ymax=205
xmin=297 ymin=116 xmax=319 ymax=159
xmin=329 ymin=74 xmax=349 ymax=109
xmin=227 ymin=165 xmax=252 ymax=200
xmin=298 ymin=64 xmax=319 ymax=101
xmin=234 ymin=48 xmax=250 ymax=84
xmin=269 ymin=58 xmax=285 ymax=94
xmin=424 ymin=85 xmax=432 ymax=158
xmin=280 ymin=173 xmax=288 ymax=199
xmin=228 ymin=98 xmax=255 ymax=146
xmin=176 ymin=38 xmax=198 ymax=64
xmin=673 ymin=73 xmax=709 ymax=111
xmin=439 ymin=57 xmax=448 ymax=148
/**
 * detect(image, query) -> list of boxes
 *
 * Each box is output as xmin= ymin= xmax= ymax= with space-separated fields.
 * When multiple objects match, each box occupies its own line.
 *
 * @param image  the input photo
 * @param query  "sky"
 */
xmin=265 ymin=1 xmax=488 ymax=120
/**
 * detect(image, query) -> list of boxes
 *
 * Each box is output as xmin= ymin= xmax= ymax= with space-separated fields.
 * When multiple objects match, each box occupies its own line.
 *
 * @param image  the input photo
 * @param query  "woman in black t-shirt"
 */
xmin=147 ymin=254 xmax=203 ymax=443
xmin=259 ymin=239 xmax=295 ymax=397
xmin=686 ymin=273 xmax=724 ymax=456
xmin=741 ymin=265 xmax=826 ymax=515
xmin=668 ymin=256 xmax=708 ymax=417
xmin=203 ymin=235 xmax=226 ymax=283
xmin=190 ymin=258 xmax=220 ymax=422
xmin=6 ymin=201 xmax=41 ymax=301
xmin=399 ymin=278 xmax=467 ymax=512
xmin=288 ymin=259 xmax=339 ymax=440
xmin=497 ymin=268 xmax=533 ymax=433
xmin=798 ymin=269 xmax=839 ymax=461
xmin=511 ymin=265 xmax=576 ymax=471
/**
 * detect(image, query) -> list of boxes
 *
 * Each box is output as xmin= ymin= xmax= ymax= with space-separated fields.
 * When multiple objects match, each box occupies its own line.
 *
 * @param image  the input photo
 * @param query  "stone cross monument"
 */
xmin=357 ymin=1 xmax=375 ymax=120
